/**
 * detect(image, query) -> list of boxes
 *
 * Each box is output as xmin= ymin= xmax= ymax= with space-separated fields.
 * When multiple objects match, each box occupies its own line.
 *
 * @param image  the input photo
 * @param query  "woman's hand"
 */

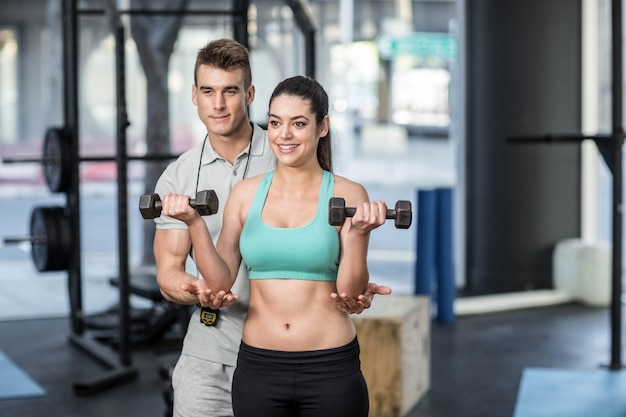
xmin=161 ymin=192 xmax=202 ymax=225
xmin=349 ymin=200 xmax=388 ymax=234
xmin=181 ymin=280 xmax=239 ymax=309
xmin=331 ymin=282 xmax=392 ymax=314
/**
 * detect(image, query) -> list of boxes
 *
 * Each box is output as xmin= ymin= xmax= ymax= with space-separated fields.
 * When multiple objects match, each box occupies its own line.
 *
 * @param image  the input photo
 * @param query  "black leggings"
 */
xmin=232 ymin=337 xmax=369 ymax=417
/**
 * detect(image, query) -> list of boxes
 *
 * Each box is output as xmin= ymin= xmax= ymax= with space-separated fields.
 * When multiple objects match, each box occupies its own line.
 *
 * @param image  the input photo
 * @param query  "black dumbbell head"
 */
xmin=328 ymin=197 xmax=347 ymax=226
xmin=139 ymin=193 xmax=162 ymax=219
xmin=394 ymin=200 xmax=412 ymax=229
xmin=193 ymin=190 xmax=219 ymax=216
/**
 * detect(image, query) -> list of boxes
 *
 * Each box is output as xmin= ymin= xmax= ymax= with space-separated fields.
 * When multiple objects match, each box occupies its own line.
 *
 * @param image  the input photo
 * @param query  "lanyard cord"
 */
xmin=241 ymin=130 xmax=254 ymax=180
xmin=194 ymin=134 xmax=208 ymax=197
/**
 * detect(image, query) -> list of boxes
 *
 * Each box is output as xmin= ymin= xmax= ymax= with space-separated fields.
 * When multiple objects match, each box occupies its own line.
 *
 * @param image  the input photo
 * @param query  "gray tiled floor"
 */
xmin=0 ymin=302 xmax=612 ymax=417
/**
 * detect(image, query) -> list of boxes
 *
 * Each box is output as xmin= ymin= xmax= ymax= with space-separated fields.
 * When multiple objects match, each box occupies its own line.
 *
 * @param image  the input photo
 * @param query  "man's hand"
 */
xmin=331 ymin=282 xmax=392 ymax=314
xmin=181 ymin=280 xmax=239 ymax=309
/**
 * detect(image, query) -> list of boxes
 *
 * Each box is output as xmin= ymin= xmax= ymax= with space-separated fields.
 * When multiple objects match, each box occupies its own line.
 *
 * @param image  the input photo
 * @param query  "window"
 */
xmin=0 ymin=28 xmax=18 ymax=144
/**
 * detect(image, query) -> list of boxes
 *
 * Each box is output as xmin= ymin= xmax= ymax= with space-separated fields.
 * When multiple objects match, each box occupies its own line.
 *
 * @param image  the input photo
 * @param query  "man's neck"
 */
xmin=209 ymin=122 xmax=253 ymax=164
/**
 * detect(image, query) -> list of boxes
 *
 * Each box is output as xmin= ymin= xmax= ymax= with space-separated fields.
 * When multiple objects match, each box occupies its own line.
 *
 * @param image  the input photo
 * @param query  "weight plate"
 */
xmin=43 ymin=127 xmax=72 ymax=193
xmin=30 ymin=206 xmax=72 ymax=272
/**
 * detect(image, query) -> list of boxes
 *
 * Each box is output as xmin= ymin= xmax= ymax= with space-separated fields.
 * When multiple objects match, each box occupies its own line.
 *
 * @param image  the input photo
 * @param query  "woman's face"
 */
xmin=267 ymin=94 xmax=329 ymax=168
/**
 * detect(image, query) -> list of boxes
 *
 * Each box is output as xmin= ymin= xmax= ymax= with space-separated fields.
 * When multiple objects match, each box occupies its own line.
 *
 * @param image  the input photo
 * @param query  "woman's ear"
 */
xmin=319 ymin=115 xmax=330 ymax=138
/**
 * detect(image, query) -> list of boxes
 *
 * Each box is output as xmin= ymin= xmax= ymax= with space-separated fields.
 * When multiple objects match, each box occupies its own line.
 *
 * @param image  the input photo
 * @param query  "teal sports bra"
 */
xmin=240 ymin=170 xmax=340 ymax=281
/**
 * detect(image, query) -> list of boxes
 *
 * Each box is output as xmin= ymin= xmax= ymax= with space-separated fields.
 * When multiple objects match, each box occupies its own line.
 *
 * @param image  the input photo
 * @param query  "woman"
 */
xmin=162 ymin=75 xmax=387 ymax=416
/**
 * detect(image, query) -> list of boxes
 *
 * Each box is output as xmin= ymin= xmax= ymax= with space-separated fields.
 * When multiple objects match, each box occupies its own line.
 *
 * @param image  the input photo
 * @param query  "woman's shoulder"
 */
xmin=332 ymin=174 xmax=368 ymax=204
xmin=231 ymin=172 xmax=267 ymax=196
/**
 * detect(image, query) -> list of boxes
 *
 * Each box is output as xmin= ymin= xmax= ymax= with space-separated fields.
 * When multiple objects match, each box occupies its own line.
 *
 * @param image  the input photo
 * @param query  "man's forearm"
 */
xmin=158 ymin=269 xmax=202 ymax=305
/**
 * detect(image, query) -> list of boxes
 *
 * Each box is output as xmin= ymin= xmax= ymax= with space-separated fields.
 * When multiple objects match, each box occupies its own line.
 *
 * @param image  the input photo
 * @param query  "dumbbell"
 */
xmin=328 ymin=197 xmax=412 ymax=229
xmin=139 ymin=190 xmax=219 ymax=219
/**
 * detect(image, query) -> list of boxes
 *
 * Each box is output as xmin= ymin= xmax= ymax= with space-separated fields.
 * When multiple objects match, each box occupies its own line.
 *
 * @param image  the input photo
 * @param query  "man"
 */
xmin=153 ymin=38 xmax=390 ymax=417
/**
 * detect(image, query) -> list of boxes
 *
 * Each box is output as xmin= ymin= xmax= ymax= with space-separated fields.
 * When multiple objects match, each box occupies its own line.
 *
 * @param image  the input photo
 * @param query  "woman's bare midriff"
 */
xmin=243 ymin=279 xmax=356 ymax=351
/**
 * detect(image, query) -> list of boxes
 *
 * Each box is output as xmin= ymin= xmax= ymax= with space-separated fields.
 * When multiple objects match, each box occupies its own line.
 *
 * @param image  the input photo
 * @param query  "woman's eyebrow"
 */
xmin=268 ymin=113 xmax=310 ymax=121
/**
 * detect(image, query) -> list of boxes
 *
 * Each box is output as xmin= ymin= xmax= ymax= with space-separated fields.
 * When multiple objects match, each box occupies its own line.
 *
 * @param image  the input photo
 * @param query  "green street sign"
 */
xmin=378 ymin=33 xmax=457 ymax=60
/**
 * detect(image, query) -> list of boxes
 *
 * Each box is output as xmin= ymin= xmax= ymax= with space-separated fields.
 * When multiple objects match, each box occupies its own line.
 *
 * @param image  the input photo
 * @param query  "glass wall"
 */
xmin=0 ymin=27 xmax=18 ymax=144
xmin=0 ymin=0 xmax=458 ymax=173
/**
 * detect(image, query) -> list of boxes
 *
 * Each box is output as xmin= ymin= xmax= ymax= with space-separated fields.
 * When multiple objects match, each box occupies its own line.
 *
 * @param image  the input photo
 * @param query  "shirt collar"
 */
xmin=201 ymin=123 xmax=266 ymax=165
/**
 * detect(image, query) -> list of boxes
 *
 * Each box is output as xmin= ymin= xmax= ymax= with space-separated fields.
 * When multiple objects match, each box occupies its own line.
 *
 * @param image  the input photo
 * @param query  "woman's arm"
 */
xmin=154 ymin=228 xmax=237 ymax=307
xmin=160 ymin=187 xmax=246 ymax=293
xmin=335 ymin=178 xmax=387 ymax=297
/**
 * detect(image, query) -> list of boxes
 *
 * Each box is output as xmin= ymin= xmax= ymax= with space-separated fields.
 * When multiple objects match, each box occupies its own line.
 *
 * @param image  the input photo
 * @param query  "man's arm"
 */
xmin=331 ymin=282 xmax=392 ymax=314
xmin=154 ymin=228 xmax=237 ymax=308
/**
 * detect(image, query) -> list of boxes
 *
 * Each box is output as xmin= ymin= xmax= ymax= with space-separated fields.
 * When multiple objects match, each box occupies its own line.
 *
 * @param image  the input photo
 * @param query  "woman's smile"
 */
xmin=278 ymin=144 xmax=299 ymax=152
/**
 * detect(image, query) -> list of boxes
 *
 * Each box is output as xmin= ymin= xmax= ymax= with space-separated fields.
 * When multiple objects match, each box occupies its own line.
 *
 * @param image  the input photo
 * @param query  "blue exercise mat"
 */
xmin=514 ymin=367 xmax=626 ymax=417
xmin=0 ymin=350 xmax=45 ymax=400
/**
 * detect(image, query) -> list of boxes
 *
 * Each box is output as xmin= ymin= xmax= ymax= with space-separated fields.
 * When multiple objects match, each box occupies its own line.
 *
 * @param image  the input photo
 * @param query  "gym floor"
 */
xmin=0 ymin=301 xmax=611 ymax=417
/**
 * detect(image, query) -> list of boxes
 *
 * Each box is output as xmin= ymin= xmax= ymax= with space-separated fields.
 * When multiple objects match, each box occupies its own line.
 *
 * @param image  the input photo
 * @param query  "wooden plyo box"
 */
xmin=352 ymin=295 xmax=430 ymax=417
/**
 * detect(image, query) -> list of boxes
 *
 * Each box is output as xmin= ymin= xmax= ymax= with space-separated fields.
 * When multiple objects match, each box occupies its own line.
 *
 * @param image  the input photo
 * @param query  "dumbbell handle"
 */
xmin=343 ymin=208 xmax=399 ymax=219
xmin=151 ymin=198 xmax=203 ymax=211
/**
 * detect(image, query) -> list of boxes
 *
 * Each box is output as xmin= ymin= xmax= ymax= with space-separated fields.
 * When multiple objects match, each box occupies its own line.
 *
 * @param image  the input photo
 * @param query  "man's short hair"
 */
xmin=194 ymin=38 xmax=252 ymax=89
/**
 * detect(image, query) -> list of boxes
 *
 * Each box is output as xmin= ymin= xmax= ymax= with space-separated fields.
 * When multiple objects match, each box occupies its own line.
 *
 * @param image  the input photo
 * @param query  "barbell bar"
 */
xmin=2 ymin=127 xmax=179 ymax=193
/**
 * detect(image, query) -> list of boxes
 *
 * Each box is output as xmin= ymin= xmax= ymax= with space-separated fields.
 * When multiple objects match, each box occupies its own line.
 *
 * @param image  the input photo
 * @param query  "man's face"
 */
xmin=192 ymin=65 xmax=254 ymax=138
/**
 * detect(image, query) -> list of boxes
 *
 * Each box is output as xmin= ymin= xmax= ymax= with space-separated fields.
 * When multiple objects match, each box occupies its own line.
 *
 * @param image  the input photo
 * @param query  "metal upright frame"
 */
xmin=64 ymin=0 xmax=139 ymax=395
xmin=510 ymin=0 xmax=624 ymax=370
